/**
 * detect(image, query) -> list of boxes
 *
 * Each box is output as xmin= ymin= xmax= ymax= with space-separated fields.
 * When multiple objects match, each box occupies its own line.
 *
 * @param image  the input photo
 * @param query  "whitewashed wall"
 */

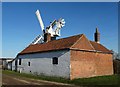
xmin=7 ymin=63 xmax=12 ymax=70
xmin=12 ymin=60 xmax=15 ymax=71
xmin=17 ymin=50 xmax=70 ymax=79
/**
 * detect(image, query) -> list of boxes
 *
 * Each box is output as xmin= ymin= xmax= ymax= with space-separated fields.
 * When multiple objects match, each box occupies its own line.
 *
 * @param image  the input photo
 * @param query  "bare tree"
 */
xmin=112 ymin=50 xmax=120 ymax=60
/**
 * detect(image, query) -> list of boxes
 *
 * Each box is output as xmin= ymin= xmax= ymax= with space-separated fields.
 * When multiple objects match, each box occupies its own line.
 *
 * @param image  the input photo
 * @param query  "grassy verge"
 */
xmin=2 ymin=70 xmax=120 ymax=86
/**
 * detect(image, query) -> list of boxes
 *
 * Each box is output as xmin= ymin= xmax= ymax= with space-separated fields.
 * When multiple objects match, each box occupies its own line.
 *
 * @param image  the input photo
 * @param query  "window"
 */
xmin=52 ymin=57 xmax=58 ymax=64
xmin=19 ymin=58 xmax=22 ymax=65
xmin=28 ymin=62 xmax=30 ymax=66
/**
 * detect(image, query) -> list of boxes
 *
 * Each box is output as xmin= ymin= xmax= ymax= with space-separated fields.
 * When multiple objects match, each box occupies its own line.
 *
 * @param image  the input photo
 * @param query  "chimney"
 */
xmin=44 ymin=33 xmax=51 ymax=42
xmin=94 ymin=28 xmax=100 ymax=43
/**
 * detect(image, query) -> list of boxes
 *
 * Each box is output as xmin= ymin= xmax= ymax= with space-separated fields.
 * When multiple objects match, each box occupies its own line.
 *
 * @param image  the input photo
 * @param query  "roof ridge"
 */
xmin=39 ymin=34 xmax=83 ymax=45
xmin=89 ymin=40 xmax=111 ymax=53
xmin=70 ymin=34 xmax=84 ymax=48
xmin=30 ymin=34 xmax=83 ymax=46
xmin=89 ymin=40 xmax=100 ymax=44
xmin=89 ymin=40 xmax=107 ymax=48
xmin=82 ymin=35 xmax=95 ymax=50
xmin=52 ymin=34 xmax=83 ymax=41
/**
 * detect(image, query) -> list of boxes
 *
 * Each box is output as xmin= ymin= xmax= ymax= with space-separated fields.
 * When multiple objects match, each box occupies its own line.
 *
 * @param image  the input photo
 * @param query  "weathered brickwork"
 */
xmin=70 ymin=50 xmax=113 ymax=80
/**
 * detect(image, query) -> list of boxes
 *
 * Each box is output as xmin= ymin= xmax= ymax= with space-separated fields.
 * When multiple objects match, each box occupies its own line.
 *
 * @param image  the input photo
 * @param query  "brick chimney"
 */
xmin=94 ymin=28 xmax=100 ymax=43
xmin=44 ymin=33 xmax=51 ymax=42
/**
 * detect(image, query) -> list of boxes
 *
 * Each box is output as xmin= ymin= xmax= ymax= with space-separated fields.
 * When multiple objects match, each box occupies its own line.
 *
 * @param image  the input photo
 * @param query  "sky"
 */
xmin=2 ymin=2 xmax=118 ymax=58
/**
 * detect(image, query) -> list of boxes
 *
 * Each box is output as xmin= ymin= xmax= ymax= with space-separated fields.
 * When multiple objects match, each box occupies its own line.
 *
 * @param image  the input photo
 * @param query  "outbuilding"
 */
xmin=13 ymin=29 xmax=113 ymax=80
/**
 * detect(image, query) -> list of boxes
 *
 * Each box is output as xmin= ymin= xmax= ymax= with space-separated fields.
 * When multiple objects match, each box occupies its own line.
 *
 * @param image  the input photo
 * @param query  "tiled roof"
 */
xmin=89 ymin=41 xmax=112 ymax=53
xmin=19 ymin=34 xmax=83 ymax=55
xmin=19 ymin=34 xmax=112 ymax=55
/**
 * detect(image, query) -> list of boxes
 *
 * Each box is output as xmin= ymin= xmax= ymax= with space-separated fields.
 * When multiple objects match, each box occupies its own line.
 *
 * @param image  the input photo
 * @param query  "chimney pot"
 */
xmin=94 ymin=27 xmax=100 ymax=43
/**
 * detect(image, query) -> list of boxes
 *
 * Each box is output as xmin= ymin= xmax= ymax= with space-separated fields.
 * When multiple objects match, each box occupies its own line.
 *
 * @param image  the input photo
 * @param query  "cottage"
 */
xmin=13 ymin=28 xmax=113 ymax=80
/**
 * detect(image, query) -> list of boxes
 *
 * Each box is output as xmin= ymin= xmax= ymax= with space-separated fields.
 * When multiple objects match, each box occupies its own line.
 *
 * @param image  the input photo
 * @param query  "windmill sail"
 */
xmin=35 ymin=10 xmax=45 ymax=31
xmin=31 ymin=10 xmax=45 ymax=44
xmin=31 ymin=10 xmax=65 ymax=44
xmin=31 ymin=35 xmax=44 ymax=44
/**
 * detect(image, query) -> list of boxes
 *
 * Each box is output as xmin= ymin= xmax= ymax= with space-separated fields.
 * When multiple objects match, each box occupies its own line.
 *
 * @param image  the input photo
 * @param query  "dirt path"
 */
xmin=2 ymin=73 xmax=79 ymax=87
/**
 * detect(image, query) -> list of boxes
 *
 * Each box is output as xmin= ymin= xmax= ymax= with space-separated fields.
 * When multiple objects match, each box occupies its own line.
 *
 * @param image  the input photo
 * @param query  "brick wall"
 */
xmin=70 ymin=50 xmax=113 ymax=80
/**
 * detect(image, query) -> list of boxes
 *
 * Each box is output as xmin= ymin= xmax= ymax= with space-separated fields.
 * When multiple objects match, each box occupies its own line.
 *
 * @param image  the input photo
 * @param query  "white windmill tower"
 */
xmin=31 ymin=10 xmax=65 ymax=44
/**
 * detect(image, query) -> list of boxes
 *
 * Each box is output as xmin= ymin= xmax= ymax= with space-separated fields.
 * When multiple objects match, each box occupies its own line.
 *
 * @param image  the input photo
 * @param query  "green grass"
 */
xmin=2 ymin=70 xmax=70 ymax=83
xmin=2 ymin=70 xmax=120 ymax=86
xmin=71 ymin=75 xmax=119 ymax=85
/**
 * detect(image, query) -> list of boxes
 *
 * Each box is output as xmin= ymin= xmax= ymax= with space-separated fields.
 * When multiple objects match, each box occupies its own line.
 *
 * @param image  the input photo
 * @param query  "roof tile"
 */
xmin=19 ymin=34 xmax=83 ymax=54
xmin=19 ymin=34 xmax=112 ymax=55
xmin=89 ymin=41 xmax=112 ymax=53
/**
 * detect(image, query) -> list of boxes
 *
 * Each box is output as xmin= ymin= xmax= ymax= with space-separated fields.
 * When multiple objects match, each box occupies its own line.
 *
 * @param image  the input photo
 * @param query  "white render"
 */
xmin=7 ymin=63 xmax=12 ymax=70
xmin=12 ymin=59 xmax=16 ymax=71
xmin=17 ymin=50 xmax=70 ymax=79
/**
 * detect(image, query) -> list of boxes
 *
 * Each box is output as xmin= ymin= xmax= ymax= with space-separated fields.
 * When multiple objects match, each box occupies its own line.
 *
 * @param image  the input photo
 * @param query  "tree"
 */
xmin=112 ymin=50 xmax=120 ymax=60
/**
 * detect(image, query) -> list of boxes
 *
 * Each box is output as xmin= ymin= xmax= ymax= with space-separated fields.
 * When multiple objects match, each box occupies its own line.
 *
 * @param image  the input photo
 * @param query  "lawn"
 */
xmin=2 ymin=70 xmax=120 ymax=86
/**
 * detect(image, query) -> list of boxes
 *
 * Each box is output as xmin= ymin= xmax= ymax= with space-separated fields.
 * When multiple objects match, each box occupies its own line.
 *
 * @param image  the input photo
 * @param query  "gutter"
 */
xmin=17 ymin=48 xmax=70 ymax=56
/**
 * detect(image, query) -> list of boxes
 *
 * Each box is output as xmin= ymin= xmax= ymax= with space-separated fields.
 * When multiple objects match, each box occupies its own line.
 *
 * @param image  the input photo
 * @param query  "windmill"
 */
xmin=31 ymin=10 xmax=65 ymax=44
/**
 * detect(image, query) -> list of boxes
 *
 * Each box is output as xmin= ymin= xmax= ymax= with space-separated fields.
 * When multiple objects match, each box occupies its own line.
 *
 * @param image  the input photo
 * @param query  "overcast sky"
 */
xmin=2 ymin=2 xmax=118 ymax=58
